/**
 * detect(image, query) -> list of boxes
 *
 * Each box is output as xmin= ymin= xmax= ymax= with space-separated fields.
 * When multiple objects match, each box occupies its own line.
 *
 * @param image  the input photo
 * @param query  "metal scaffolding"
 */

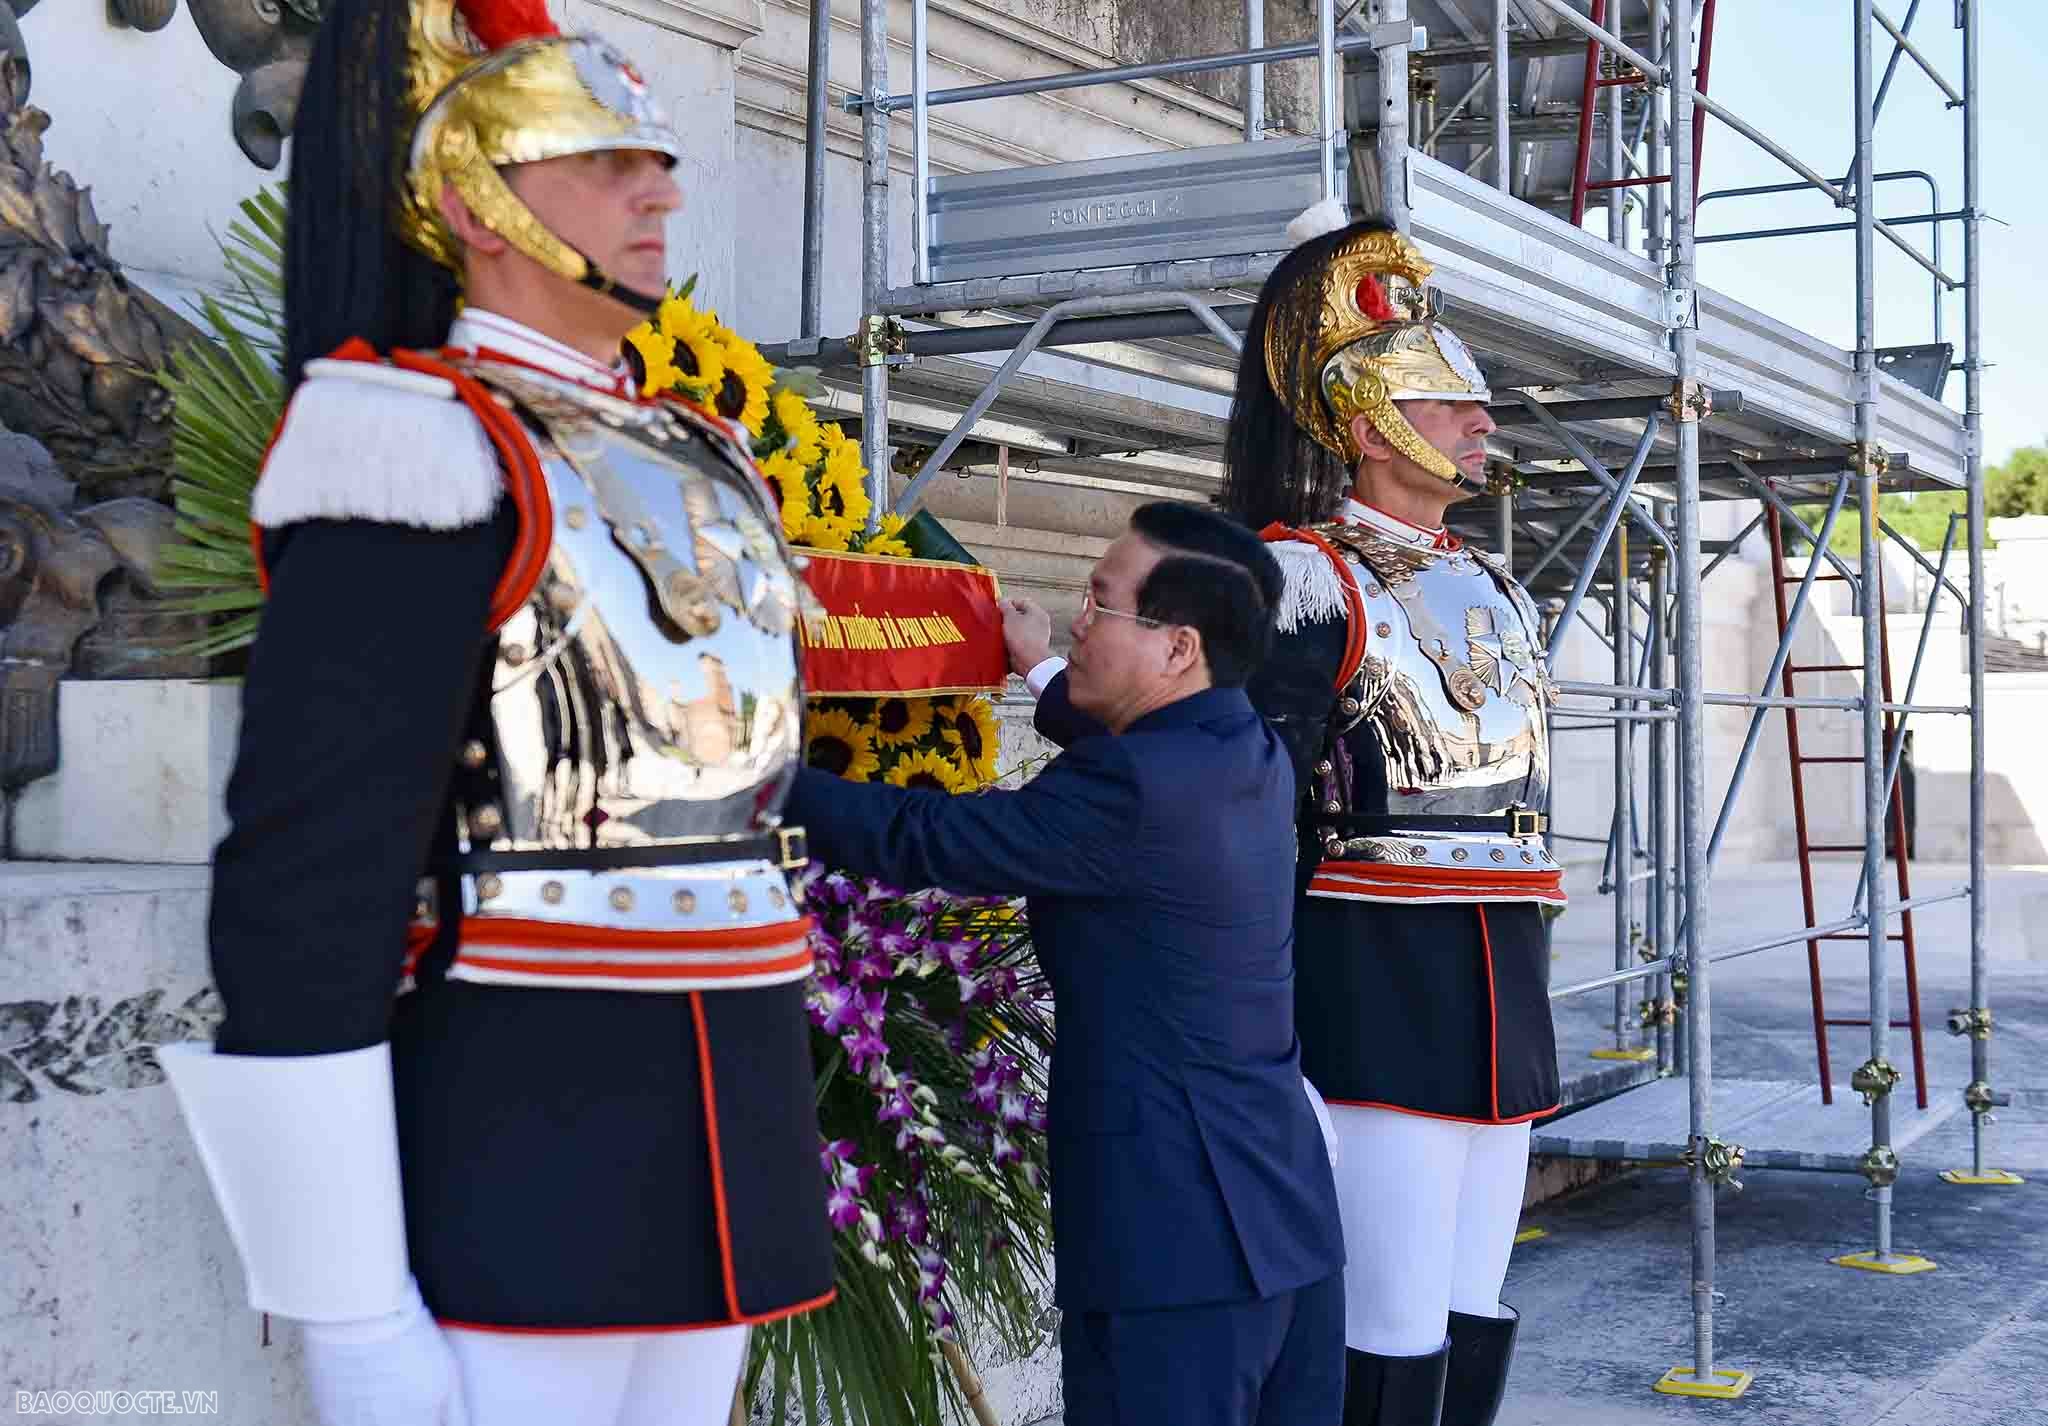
xmin=775 ymin=0 xmax=2003 ymax=1397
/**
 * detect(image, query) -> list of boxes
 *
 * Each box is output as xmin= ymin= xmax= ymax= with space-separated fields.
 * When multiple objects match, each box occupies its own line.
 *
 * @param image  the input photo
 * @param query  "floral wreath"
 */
xmin=626 ymin=287 xmax=1051 ymax=1424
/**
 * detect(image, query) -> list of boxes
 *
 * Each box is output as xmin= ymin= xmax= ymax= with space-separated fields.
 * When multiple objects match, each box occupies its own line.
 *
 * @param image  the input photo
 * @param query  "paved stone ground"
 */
xmin=1031 ymin=860 xmax=2048 ymax=1425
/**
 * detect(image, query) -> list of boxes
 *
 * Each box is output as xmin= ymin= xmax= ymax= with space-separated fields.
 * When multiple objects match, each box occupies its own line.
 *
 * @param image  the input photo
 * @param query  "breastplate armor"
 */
xmin=1311 ymin=522 xmax=1557 ymax=878
xmin=426 ymin=360 xmax=821 ymax=991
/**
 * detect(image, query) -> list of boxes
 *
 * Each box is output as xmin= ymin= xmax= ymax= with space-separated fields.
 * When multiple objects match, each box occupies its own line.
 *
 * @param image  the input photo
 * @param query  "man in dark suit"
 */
xmin=785 ymin=502 xmax=1346 ymax=1426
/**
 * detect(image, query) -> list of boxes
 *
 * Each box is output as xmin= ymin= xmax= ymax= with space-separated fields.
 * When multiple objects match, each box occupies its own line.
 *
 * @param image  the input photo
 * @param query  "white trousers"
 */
xmin=1327 ymin=1104 xmax=1530 ymax=1357
xmin=443 ymin=1323 xmax=748 ymax=1426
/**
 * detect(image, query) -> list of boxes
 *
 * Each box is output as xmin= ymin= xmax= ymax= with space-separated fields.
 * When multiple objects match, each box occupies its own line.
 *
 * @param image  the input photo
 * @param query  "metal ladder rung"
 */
xmin=1765 ymin=503 xmax=1929 ymax=1114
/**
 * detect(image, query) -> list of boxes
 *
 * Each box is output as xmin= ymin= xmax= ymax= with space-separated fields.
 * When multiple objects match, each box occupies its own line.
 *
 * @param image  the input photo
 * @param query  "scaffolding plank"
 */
xmin=926 ymin=137 xmax=1324 ymax=285
xmin=1532 ymin=1076 xmax=1963 ymax=1173
xmin=1405 ymin=153 xmax=1966 ymax=487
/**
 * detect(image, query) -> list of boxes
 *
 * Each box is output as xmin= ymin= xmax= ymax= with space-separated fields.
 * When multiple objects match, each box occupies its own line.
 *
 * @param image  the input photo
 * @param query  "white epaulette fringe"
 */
xmin=250 ymin=358 xmax=504 ymax=533
xmin=1285 ymin=196 xmax=1353 ymax=246
xmin=1269 ymin=538 xmax=1353 ymax=634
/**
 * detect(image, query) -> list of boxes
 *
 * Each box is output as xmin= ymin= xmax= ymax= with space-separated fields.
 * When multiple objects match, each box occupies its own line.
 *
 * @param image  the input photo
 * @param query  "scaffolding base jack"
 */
xmin=1591 ymin=1047 xmax=1659 ymax=1062
xmin=1939 ymin=1168 xmax=2025 ymax=1185
xmin=1654 ymin=1366 xmax=1755 ymax=1399
xmin=1830 ymin=1251 xmax=1938 ymax=1275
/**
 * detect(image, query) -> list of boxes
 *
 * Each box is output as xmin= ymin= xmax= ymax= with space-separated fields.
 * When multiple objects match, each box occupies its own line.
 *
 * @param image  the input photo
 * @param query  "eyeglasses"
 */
xmin=1078 ymin=590 xmax=1163 ymax=632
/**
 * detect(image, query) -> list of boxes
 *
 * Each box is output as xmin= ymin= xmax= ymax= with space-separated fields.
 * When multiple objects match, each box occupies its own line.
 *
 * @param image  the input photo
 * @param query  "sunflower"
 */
xmin=805 ymin=707 xmax=881 ymax=782
xmin=818 ymin=439 xmax=872 ymax=529
xmin=883 ymin=748 xmax=965 ymax=794
xmin=655 ymin=290 xmax=697 ymax=337
xmin=939 ymin=696 xmax=1002 ymax=785
xmin=772 ymin=389 xmax=822 ymax=464
xmin=625 ymin=327 xmax=683 ymax=394
xmin=712 ymin=333 xmax=776 ymax=437
xmin=857 ymin=510 xmax=915 ymax=558
xmin=869 ymin=697 xmax=935 ymax=749
xmin=656 ymin=296 xmax=726 ymax=400
xmin=797 ymin=511 xmax=856 ymax=552
xmin=760 ymin=450 xmax=811 ymax=539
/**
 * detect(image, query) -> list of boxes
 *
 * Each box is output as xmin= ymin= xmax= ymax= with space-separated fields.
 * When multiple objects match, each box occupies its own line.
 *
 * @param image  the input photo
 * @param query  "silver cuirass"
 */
xmin=1316 ymin=522 xmax=1557 ymax=873
xmin=432 ymin=360 xmax=820 ymax=983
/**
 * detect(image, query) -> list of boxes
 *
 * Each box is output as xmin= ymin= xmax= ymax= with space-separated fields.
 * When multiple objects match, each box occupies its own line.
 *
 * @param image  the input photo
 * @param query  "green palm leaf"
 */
xmin=156 ymin=189 xmax=287 ymax=650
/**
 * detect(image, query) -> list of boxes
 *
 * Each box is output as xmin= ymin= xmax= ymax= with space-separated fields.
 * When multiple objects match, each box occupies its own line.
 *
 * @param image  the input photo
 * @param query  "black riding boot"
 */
xmin=1440 ymin=1304 xmax=1520 ymax=1426
xmin=1341 ymin=1343 xmax=1449 ymax=1426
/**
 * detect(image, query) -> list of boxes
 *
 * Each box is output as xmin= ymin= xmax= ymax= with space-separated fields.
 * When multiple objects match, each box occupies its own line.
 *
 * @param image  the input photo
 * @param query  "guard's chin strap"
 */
xmin=1447 ymin=466 xmax=1492 ymax=497
xmin=576 ymin=255 xmax=664 ymax=317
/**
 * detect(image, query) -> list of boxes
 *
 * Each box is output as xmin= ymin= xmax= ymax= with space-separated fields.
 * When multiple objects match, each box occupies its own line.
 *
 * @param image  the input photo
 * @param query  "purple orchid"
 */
xmin=818 ymin=870 xmax=863 ymax=905
xmin=876 ymin=1081 xmax=916 ymax=1125
xmin=887 ymin=1192 xmax=931 ymax=1245
xmin=826 ymin=1182 xmax=865 ymax=1231
xmin=809 ymin=978 xmax=862 ymax=1035
xmin=841 ymin=1025 xmax=891 ymax=1076
xmin=846 ymin=947 xmax=895 ymax=984
xmin=915 ymin=1244 xmax=949 ymax=1303
xmin=872 ymin=925 xmax=918 ymax=959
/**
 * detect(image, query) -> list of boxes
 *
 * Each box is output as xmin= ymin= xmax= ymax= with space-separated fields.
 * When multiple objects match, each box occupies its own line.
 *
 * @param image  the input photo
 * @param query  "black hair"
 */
xmin=1127 ymin=501 xmax=1284 ymax=688
xmin=281 ymin=0 xmax=461 ymax=390
xmin=1218 ymin=213 xmax=1401 ymax=533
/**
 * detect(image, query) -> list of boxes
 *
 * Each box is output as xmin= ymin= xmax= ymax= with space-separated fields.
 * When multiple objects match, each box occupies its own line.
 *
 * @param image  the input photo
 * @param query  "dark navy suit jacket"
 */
xmin=785 ymin=685 xmax=1344 ymax=1314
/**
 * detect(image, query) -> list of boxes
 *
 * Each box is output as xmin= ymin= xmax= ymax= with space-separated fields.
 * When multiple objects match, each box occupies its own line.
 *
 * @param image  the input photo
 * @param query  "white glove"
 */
xmin=1302 ymin=1076 xmax=1340 ymax=1170
xmin=300 ymin=1276 xmax=469 ymax=1426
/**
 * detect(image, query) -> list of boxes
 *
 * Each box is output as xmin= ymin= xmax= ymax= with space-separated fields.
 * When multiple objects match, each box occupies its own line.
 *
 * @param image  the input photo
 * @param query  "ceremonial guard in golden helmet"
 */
xmin=1223 ymin=202 xmax=1564 ymax=1426
xmin=159 ymin=0 xmax=833 ymax=1420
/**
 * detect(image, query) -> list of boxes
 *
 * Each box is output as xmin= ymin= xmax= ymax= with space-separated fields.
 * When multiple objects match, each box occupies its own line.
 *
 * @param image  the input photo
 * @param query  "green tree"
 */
xmin=1987 ymin=442 xmax=2048 ymax=519
xmin=1780 ymin=442 xmax=2048 ymax=558
xmin=1785 ymin=490 xmax=1972 ymax=558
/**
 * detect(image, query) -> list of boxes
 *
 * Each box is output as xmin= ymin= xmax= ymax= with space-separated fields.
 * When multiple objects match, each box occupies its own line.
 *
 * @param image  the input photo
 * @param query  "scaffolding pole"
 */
xmin=857 ymin=0 xmax=892 ymax=523
xmin=1955 ymin=0 xmax=2007 ymax=1188
xmin=1850 ymin=0 xmax=1904 ymax=1271
xmin=1371 ymin=0 xmax=1405 ymax=225
xmin=800 ymin=0 xmax=830 ymax=337
xmin=1650 ymin=523 xmax=1676 ymax=1073
xmin=1664 ymin=0 xmax=1729 ymax=1395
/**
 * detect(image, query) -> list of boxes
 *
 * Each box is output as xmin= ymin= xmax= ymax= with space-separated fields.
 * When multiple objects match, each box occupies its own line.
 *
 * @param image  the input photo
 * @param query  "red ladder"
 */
xmin=1765 ymin=510 xmax=1929 ymax=1109
xmin=1569 ymin=0 xmax=1719 ymax=227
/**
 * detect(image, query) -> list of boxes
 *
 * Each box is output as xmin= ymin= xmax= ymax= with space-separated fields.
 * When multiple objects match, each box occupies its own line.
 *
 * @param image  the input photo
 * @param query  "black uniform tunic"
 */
xmin=1247 ymin=573 xmax=1561 ymax=1125
xmin=212 ymin=489 xmax=834 ymax=1329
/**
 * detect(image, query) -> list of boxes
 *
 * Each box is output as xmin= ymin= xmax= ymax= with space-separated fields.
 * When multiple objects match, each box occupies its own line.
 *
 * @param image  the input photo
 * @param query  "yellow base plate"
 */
xmin=1941 ymin=1169 xmax=2026 ymax=1185
xmin=1591 ymin=1047 xmax=1659 ymax=1062
xmin=1831 ymin=1251 xmax=1938 ymax=1275
xmin=1514 ymin=1227 xmax=1548 ymax=1245
xmin=1654 ymin=1367 xmax=1755 ymax=1399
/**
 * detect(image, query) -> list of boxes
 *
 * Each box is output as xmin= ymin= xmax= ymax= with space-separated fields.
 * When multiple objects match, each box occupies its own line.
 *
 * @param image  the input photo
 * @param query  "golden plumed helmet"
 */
xmin=1262 ymin=199 xmax=1492 ymax=488
xmin=399 ymin=0 xmax=682 ymax=311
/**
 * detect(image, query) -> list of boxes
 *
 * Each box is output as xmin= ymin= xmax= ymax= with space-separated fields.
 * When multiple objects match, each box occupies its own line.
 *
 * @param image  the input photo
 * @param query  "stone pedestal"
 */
xmin=12 ymin=680 xmax=239 ymax=864
xmin=0 ymin=862 xmax=313 ymax=1424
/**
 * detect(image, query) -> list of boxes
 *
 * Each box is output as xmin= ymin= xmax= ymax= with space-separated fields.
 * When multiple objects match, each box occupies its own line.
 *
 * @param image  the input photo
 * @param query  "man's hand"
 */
xmin=1001 ymin=597 xmax=1054 ymax=679
xmin=301 ymin=1277 xmax=469 ymax=1426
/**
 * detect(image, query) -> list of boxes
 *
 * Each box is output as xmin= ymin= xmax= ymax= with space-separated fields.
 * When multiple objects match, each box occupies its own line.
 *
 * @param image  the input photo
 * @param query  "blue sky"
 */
xmin=1671 ymin=2 xmax=2042 ymax=467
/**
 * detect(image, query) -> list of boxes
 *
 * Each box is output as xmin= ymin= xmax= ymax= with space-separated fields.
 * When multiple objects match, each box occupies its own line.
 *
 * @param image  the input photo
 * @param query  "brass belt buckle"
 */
xmin=1511 ymin=809 xmax=1546 ymax=839
xmin=776 ymin=825 xmax=810 ymax=870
